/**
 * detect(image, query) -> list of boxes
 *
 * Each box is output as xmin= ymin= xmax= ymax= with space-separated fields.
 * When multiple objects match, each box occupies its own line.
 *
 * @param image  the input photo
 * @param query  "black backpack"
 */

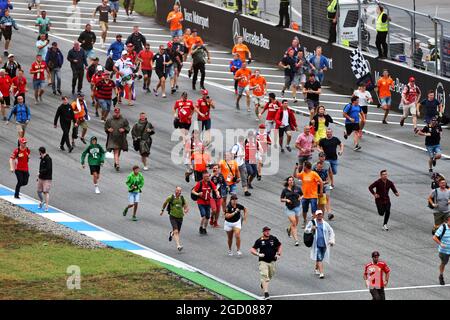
xmin=438 ymin=224 xmax=447 ymax=241
xmin=105 ymin=56 xmax=114 ymax=72
xmin=303 ymin=220 xmax=316 ymax=248
xmin=191 ymin=181 xmax=214 ymax=201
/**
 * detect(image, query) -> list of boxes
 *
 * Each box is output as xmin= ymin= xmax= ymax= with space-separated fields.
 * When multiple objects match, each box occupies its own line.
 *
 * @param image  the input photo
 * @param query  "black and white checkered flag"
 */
xmin=350 ymin=48 xmax=370 ymax=80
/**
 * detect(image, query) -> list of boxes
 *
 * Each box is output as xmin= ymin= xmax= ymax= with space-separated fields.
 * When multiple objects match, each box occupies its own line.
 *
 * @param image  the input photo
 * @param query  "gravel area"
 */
xmin=0 ymin=199 xmax=107 ymax=249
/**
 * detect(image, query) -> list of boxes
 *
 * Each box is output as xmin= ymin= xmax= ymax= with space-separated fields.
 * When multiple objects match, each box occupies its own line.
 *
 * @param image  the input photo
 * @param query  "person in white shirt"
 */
xmin=352 ymin=84 xmax=373 ymax=131
xmin=231 ymin=136 xmax=251 ymax=197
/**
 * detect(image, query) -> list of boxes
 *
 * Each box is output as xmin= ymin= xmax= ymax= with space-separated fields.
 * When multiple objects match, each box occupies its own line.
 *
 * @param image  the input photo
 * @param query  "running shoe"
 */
xmin=343 ymin=133 xmax=348 ymax=140
xmin=319 ymin=273 xmax=325 ymax=279
xmin=143 ymin=166 xmax=149 ymax=171
xmin=80 ymin=137 xmax=86 ymax=144
xmin=244 ymin=191 xmax=251 ymax=197
xmin=209 ymin=219 xmax=214 ymax=226
xmin=286 ymin=145 xmax=292 ymax=152
xmin=162 ymin=94 xmax=167 ymax=98
xmin=188 ymin=70 xmax=192 ymax=78
xmin=153 ymin=88 xmax=158 ymax=96
xmin=68 ymin=146 xmax=74 ymax=153
xmin=248 ymin=184 xmax=254 ymax=189
xmin=315 ymin=269 xmax=320 ymax=275
xmin=439 ymin=274 xmax=445 ymax=285
xmin=214 ymin=221 xmax=220 ymax=228
xmin=95 ymin=186 xmax=101 ymax=194
xmin=328 ymin=213 xmax=335 ymax=221
xmin=399 ymin=118 xmax=405 ymax=126
xmin=171 ymin=87 xmax=176 ymax=94
xmin=280 ymin=148 xmax=285 ymax=153
xmin=264 ymin=292 xmax=270 ymax=299
xmin=44 ymin=207 xmax=49 ymax=212
xmin=301 ymin=220 xmax=306 ymax=229
xmin=432 ymin=158 xmax=437 ymax=167
xmin=177 ymin=245 xmax=183 ymax=252
xmin=199 ymin=227 xmax=203 ymax=234
xmin=293 ymin=99 xmax=298 ymax=103
xmin=382 ymin=224 xmax=389 ymax=231
xmin=353 ymin=145 xmax=361 ymax=151
xmin=132 ymin=216 xmax=138 ymax=221
xmin=168 ymin=231 xmax=173 ymax=242
xmin=236 ymin=250 xmax=242 ymax=256
xmin=429 ymin=168 xmax=434 ymax=173
xmin=123 ymin=207 xmax=128 ymax=216
xmin=59 ymin=145 xmax=65 ymax=151
xmin=286 ymin=226 xmax=291 ymax=237
xmin=294 ymin=241 xmax=299 ymax=246
xmin=257 ymin=175 xmax=261 ymax=181
xmin=38 ymin=201 xmax=44 ymax=209
xmin=382 ymin=120 xmax=388 ymax=124
xmin=281 ymin=90 xmax=285 ymax=97
xmin=228 ymin=250 xmax=233 ymax=256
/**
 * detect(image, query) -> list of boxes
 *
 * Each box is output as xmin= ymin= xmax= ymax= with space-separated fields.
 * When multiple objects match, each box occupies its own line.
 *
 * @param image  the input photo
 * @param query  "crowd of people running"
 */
xmin=3 ymin=1 xmax=450 ymax=300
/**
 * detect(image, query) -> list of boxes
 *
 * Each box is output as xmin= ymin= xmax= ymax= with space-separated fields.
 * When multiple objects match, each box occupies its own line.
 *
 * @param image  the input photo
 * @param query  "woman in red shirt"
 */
xmin=9 ymin=137 xmax=30 ymax=199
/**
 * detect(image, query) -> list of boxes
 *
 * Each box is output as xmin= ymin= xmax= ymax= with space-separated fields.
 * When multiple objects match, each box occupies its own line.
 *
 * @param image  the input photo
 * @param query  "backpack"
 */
xmin=428 ymin=189 xmax=438 ymax=209
xmin=303 ymin=220 xmax=316 ymax=248
xmin=167 ymin=194 xmax=185 ymax=214
xmin=191 ymin=181 xmax=214 ymax=201
xmin=438 ymin=224 xmax=447 ymax=241
xmin=105 ymin=56 xmax=114 ymax=72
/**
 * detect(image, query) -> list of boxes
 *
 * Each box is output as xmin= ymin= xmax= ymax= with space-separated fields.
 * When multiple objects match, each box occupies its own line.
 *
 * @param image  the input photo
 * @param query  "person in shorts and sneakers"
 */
xmin=224 ymin=194 xmax=248 ymax=257
xmin=399 ymin=76 xmax=421 ymax=131
xmin=81 ymin=136 xmax=105 ymax=194
xmin=418 ymin=117 xmax=443 ymax=173
xmin=250 ymin=226 xmax=282 ymax=300
xmin=0 ymin=68 xmax=12 ymax=120
xmin=295 ymin=125 xmax=314 ymax=172
xmin=249 ymin=69 xmax=266 ymax=120
xmin=352 ymin=84 xmax=373 ymax=131
xmin=192 ymin=172 xmax=220 ymax=235
xmin=161 ymin=186 xmax=189 ymax=252
xmin=259 ymin=92 xmax=281 ymax=134
xmin=433 ymin=215 xmax=450 ymax=285
xmin=429 ymin=177 xmax=450 ymax=235
xmin=29 ymin=54 xmax=48 ymax=104
xmin=123 ymin=166 xmax=144 ymax=221
xmin=210 ymin=164 xmax=226 ymax=228
xmin=37 ymin=147 xmax=52 ymax=212
xmin=303 ymin=73 xmax=321 ymax=120
xmin=343 ymin=96 xmax=364 ymax=151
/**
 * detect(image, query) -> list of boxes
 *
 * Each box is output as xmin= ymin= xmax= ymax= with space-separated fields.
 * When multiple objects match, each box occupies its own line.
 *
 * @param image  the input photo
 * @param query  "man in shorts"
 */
xmin=303 ymin=73 xmax=321 ymax=120
xmin=137 ymin=43 xmax=153 ymax=92
xmin=433 ymin=215 xmax=450 ymax=285
xmin=109 ymin=0 xmax=119 ymax=23
xmin=166 ymin=4 xmax=183 ymax=38
xmin=259 ymin=93 xmax=281 ymax=134
xmin=279 ymin=49 xmax=297 ymax=102
xmin=6 ymin=95 xmax=30 ymax=139
xmin=292 ymin=50 xmax=309 ymax=99
xmin=418 ymin=117 xmax=443 ymax=173
xmin=161 ymin=186 xmax=189 ymax=251
xmin=249 ymin=69 xmax=266 ymax=121
xmin=399 ymin=76 xmax=421 ymax=131
xmin=81 ymin=136 xmax=105 ymax=194
xmin=93 ymin=0 xmax=112 ymax=48
xmin=295 ymin=125 xmax=313 ymax=171
xmin=353 ymin=84 xmax=373 ymax=131
xmin=343 ymin=96 xmax=364 ymax=151
xmin=153 ymin=45 xmax=172 ymax=98
xmin=376 ymin=69 xmax=394 ymax=124
xmin=94 ymin=71 xmax=116 ymax=121
xmin=234 ymin=61 xmax=252 ymax=112
xmin=192 ymin=172 xmax=220 ymax=235
xmin=123 ymin=165 xmax=144 ymax=221
xmin=29 ymin=54 xmax=48 ymax=104
xmin=37 ymin=147 xmax=52 ymax=212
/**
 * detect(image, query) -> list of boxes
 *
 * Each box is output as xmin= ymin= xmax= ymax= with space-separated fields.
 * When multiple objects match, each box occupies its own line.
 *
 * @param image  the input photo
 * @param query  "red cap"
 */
xmin=201 ymin=89 xmax=208 ymax=95
xmin=19 ymin=137 xmax=27 ymax=144
xmin=127 ymin=43 xmax=134 ymax=47
xmin=409 ymin=76 xmax=415 ymax=82
xmin=167 ymin=41 xmax=173 ymax=48
xmin=259 ymin=124 xmax=266 ymax=129
xmin=114 ymin=107 xmax=120 ymax=113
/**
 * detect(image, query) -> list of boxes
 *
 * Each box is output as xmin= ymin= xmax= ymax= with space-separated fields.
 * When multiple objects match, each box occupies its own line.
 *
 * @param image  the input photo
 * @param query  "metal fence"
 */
xmin=198 ymin=0 xmax=449 ymax=78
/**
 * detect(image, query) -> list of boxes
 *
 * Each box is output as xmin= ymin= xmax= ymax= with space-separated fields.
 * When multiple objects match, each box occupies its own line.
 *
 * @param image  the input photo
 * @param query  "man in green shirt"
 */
xmin=123 ymin=165 xmax=144 ymax=221
xmin=81 ymin=136 xmax=105 ymax=194
xmin=161 ymin=186 xmax=189 ymax=251
xmin=35 ymin=11 xmax=51 ymax=40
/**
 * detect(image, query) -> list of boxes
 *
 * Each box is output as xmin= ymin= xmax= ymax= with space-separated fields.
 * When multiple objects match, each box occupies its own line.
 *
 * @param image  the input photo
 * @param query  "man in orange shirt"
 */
xmin=234 ymin=61 xmax=252 ymax=112
xmin=249 ymin=69 xmax=267 ymax=120
xmin=232 ymin=36 xmax=252 ymax=63
xmin=294 ymin=161 xmax=323 ymax=228
xmin=192 ymin=147 xmax=211 ymax=182
xmin=71 ymin=93 xmax=89 ymax=146
xmin=219 ymin=152 xmax=240 ymax=213
xmin=375 ymin=69 xmax=394 ymax=124
xmin=166 ymin=4 xmax=183 ymax=38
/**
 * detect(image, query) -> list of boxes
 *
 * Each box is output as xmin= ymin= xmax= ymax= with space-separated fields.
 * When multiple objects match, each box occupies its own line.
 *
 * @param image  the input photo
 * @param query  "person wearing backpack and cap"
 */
xmin=191 ymin=171 xmax=220 ymax=235
xmin=81 ymin=136 xmax=105 ymax=194
xmin=304 ymin=210 xmax=335 ymax=279
xmin=161 ymin=186 xmax=189 ymax=252
xmin=363 ymin=251 xmax=390 ymax=300
xmin=399 ymin=76 xmax=421 ymax=131
xmin=433 ymin=215 xmax=450 ymax=285
xmin=250 ymin=226 xmax=282 ymax=300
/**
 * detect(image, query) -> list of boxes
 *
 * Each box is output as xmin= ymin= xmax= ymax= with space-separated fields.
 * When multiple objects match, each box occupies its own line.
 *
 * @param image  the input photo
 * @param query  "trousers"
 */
xmin=14 ymin=170 xmax=30 ymax=198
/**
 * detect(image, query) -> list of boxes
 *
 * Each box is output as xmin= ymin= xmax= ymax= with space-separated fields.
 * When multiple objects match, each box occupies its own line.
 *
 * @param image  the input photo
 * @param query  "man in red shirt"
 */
xmin=363 ymin=251 xmax=390 ymax=300
xmin=399 ymin=76 xmax=421 ymax=131
xmin=12 ymin=69 xmax=28 ymax=106
xmin=95 ymin=71 xmax=116 ymax=121
xmin=29 ymin=54 xmax=48 ymax=105
xmin=196 ymin=89 xmax=215 ymax=144
xmin=9 ymin=137 xmax=31 ymax=199
xmin=275 ymin=99 xmax=298 ymax=153
xmin=0 ymin=68 xmax=12 ymax=121
xmin=126 ymin=43 xmax=137 ymax=64
xmin=259 ymin=92 xmax=281 ymax=134
xmin=173 ymin=91 xmax=199 ymax=142
xmin=137 ymin=43 xmax=153 ymax=92
xmin=191 ymin=172 xmax=220 ymax=235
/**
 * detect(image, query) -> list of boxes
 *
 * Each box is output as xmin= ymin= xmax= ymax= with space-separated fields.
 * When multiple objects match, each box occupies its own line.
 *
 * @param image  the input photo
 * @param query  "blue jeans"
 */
xmin=198 ymin=204 xmax=211 ymax=219
xmin=427 ymin=145 xmax=441 ymax=159
xmin=50 ymin=68 xmax=61 ymax=92
xmin=328 ymin=159 xmax=338 ymax=175
xmin=316 ymin=246 xmax=327 ymax=262
xmin=302 ymin=198 xmax=318 ymax=215
xmin=314 ymin=71 xmax=324 ymax=84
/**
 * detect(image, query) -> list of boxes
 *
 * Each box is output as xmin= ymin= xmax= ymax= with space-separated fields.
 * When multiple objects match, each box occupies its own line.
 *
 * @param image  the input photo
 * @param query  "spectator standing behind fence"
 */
xmin=276 ymin=0 xmax=290 ymax=28
xmin=375 ymin=5 xmax=389 ymax=59
xmin=327 ymin=0 xmax=337 ymax=44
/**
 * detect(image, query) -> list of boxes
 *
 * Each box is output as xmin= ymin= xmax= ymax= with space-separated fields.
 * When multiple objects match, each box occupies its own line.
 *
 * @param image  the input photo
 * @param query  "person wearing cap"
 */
xmin=343 ymin=96 xmax=364 ymax=151
xmin=131 ymin=112 xmax=154 ymax=171
xmin=9 ymin=137 xmax=31 ymax=199
xmin=114 ymin=52 xmax=136 ymax=106
xmin=3 ymin=53 xmax=21 ymax=80
xmin=165 ymin=40 xmax=178 ymax=95
xmin=313 ymin=152 xmax=334 ymax=220
xmin=305 ymin=210 xmax=335 ymax=279
xmin=94 ymin=71 xmax=116 ymax=121
xmin=123 ymin=165 xmax=144 ymax=221
xmin=231 ymin=136 xmax=252 ymax=197
xmin=105 ymin=107 xmax=130 ymax=172
xmin=363 ymin=251 xmax=390 ymax=300
xmin=6 ymin=95 xmax=30 ymax=139
xmin=418 ymin=116 xmax=443 ymax=173
xmin=224 ymin=194 xmax=248 ymax=256
xmin=229 ymin=52 xmax=242 ymax=95
xmin=259 ymin=92 xmax=282 ymax=133
xmin=352 ymin=84 xmax=373 ymax=131
xmin=400 ymin=76 xmax=421 ymax=131
xmin=152 ymin=45 xmax=172 ymax=98
xmin=11 ymin=69 xmax=28 ymax=106
xmin=126 ymin=25 xmax=146 ymax=54
xmin=35 ymin=33 xmax=49 ymax=64
xmin=167 ymin=4 xmax=184 ymax=39
xmin=78 ymin=23 xmax=96 ymax=60
xmin=303 ymin=73 xmax=322 ymax=120
xmin=433 ymin=215 xmax=450 ymax=286
xmin=67 ymin=41 xmax=88 ymax=95
xmin=93 ymin=0 xmax=112 ymax=48
xmin=368 ymin=170 xmax=399 ymax=231
xmin=137 ymin=42 xmax=153 ymax=93
xmin=196 ymin=89 xmax=214 ymax=144
xmin=0 ymin=66 xmax=11 ymax=119
xmin=37 ymin=147 xmax=52 ymax=212
xmin=250 ymin=226 xmax=282 ymax=299
xmin=45 ymin=42 xmax=63 ymax=96
xmin=0 ymin=9 xmax=18 ymax=57
xmin=280 ymin=176 xmax=302 ymax=246
xmin=375 ymin=69 xmax=394 ymax=124
xmin=71 ymin=93 xmax=89 ymax=145
xmin=256 ymin=123 xmax=272 ymax=180
xmin=81 ymin=136 xmax=106 ymax=194
xmin=107 ymin=34 xmax=124 ymax=62
xmin=249 ymin=69 xmax=267 ymax=120
xmin=54 ymin=96 xmax=75 ymax=152
xmin=190 ymin=39 xmax=210 ymax=91
xmin=417 ymin=89 xmax=444 ymax=125
xmin=192 ymin=171 xmax=219 ymax=235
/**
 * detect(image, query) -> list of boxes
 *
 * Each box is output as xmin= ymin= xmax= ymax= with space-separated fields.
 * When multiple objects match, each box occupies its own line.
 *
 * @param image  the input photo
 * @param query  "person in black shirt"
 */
xmin=251 ymin=226 xmax=282 ymax=299
xmin=37 ymin=147 xmax=52 ymax=212
xmin=3 ymin=54 xmax=21 ymax=78
xmin=152 ymin=45 xmax=172 ymax=98
xmin=126 ymin=26 xmax=146 ymax=54
xmin=418 ymin=117 xmax=443 ymax=173
xmin=278 ymin=49 xmax=297 ymax=102
xmin=78 ymin=24 xmax=96 ymax=59
xmin=210 ymin=164 xmax=226 ymax=228
xmin=54 ymin=96 xmax=75 ymax=152
xmin=303 ymin=73 xmax=321 ymax=119
xmin=224 ymin=194 xmax=248 ymax=257
xmin=318 ymin=128 xmax=343 ymax=176
xmin=417 ymin=90 xmax=444 ymax=124
xmin=280 ymin=176 xmax=302 ymax=246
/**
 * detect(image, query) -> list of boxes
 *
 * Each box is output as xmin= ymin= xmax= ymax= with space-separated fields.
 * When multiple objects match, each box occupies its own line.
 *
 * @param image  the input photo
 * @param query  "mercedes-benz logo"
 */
xmin=232 ymin=18 xmax=241 ymax=45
